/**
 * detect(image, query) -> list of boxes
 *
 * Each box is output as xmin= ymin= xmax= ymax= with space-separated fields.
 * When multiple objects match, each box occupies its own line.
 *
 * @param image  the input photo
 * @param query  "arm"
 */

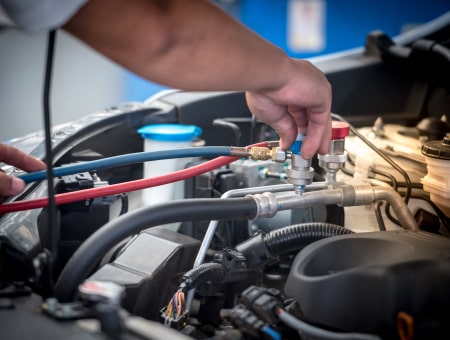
xmin=63 ymin=0 xmax=331 ymax=156
xmin=0 ymin=144 xmax=46 ymax=197
xmin=0 ymin=0 xmax=329 ymax=198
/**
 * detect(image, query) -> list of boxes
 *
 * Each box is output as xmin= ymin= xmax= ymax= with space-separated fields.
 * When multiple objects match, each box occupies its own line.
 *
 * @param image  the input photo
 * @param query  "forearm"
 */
xmin=64 ymin=0 xmax=332 ymax=156
xmin=63 ymin=0 xmax=291 ymax=92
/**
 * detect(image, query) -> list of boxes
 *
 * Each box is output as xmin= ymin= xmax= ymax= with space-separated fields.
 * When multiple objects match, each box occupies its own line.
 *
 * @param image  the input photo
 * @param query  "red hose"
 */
xmin=0 ymin=142 xmax=267 ymax=214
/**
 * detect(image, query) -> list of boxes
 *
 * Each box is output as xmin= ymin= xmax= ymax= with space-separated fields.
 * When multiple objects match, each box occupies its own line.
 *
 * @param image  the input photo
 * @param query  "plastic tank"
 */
xmin=421 ymin=136 xmax=450 ymax=217
xmin=137 ymin=123 xmax=203 ymax=209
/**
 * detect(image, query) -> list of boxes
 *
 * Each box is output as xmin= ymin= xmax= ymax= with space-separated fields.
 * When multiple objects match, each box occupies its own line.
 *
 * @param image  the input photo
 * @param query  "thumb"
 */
xmin=0 ymin=173 xmax=25 ymax=197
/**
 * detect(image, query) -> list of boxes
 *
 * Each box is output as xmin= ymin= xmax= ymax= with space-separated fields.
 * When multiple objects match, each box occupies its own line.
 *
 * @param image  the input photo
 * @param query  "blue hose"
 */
xmin=19 ymin=146 xmax=232 ymax=184
xmin=262 ymin=326 xmax=281 ymax=340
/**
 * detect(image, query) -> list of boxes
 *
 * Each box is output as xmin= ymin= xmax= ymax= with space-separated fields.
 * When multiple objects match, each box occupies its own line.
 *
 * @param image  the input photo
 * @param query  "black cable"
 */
xmin=347 ymin=153 xmax=356 ymax=167
xmin=55 ymin=197 xmax=258 ymax=302
xmin=179 ymin=262 xmax=226 ymax=292
xmin=370 ymin=167 xmax=401 ymax=226
xmin=42 ymin=30 xmax=58 ymax=293
xmin=384 ymin=203 xmax=402 ymax=226
xmin=370 ymin=168 xmax=398 ymax=192
xmin=331 ymin=113 xmax=412 ymax=204
xmin=373 ymin=201 xmax=387 ymax=231
xmin=390 ymin=182 xmax=423 ymax=189
xmin=118 ymin=193 xmax=129 ymax=215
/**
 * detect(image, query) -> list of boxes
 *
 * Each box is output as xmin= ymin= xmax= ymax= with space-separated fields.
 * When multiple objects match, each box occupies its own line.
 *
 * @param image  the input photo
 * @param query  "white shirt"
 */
xmin=0 ymin=0 xmax=88 ymax=32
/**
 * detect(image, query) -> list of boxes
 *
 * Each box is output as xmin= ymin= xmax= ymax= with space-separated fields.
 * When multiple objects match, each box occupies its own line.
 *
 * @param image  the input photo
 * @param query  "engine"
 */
xmin=1 ymin=13 xmax=450 ymax=340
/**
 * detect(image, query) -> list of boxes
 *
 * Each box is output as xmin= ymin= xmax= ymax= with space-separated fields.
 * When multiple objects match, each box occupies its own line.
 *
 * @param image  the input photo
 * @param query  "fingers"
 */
xmin=284 ymin=103 xmax=331 ymax=159
xmin=301 ymin=115 xmax=332 ymax=159
xmin=0 ymin=144 xmax=46 ymax=198
xmin=246 ymin=91 xmax=299 ymax=150
xmin=271 ymin=114 xmax=299 ymax=151
xmin=0 ymin=172 xmax=26 ymax=197
xmin=277 ymin=110 xmax=331 ymax=158
xmin=247 ymin=58 xmax=331 ymax=158
xmin=0 ymin=144 xmax=46 ymax=172
xmin=247 ymin=92 xmax=331 ymax=156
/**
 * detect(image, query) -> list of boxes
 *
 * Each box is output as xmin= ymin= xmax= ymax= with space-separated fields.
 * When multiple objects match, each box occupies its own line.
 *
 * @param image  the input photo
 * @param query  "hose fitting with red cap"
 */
xmin=318 ymin=121 xmax=350 ymax=183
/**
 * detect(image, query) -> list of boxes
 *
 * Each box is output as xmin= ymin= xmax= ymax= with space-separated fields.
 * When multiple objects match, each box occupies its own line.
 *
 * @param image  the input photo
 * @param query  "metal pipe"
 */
xmin=372 ymin=186 xmax=419 ymax=231
xmin=252 ymin=184 xmax=418 ymax=231
xmin=193 ymin=182 xmax=328 ymax=270
xmin=186 ymin=182 xmax=328 ymax=311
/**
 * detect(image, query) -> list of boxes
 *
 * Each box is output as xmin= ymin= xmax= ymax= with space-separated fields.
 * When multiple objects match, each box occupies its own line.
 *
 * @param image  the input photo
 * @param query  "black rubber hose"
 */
xmin=179 ymin=262 xmax=226 ymax=292
xmin=235 ymin=223 xmax=354 ymax=268
xmin=264 ymin=222 xmax=354 ymax=256
xmin=55 ymin=197 xmax=257 ymax=302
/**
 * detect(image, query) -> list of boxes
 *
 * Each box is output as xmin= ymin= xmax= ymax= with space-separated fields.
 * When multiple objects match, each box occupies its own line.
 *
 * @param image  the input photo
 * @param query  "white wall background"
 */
xmin=0 ymin=28 xmax=127 ymax=142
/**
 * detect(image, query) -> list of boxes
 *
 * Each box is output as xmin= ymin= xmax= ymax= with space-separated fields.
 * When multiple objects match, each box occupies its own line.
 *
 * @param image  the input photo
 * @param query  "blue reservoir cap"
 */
xmin=137 ymin=124 xmax=202 ymax=142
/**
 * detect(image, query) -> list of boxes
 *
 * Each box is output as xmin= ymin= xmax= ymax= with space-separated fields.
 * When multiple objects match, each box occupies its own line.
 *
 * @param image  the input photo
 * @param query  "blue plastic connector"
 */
xmin=290 ymin=134 xmax=305 ymax=155
xmin=289 ymin=134 xmax=307 ymax=196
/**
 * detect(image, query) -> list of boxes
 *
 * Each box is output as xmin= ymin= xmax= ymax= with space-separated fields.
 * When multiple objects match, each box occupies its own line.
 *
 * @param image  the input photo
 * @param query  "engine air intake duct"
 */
xmin=285 ymin=230 xmax=450 ymax=339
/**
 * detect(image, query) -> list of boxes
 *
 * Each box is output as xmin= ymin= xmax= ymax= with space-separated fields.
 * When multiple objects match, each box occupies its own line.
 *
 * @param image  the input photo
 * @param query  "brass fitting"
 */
xmin=247 ymin=147 xmax=288 ymax=162
xmin=248 ymin=147 xmax=272 ymax=160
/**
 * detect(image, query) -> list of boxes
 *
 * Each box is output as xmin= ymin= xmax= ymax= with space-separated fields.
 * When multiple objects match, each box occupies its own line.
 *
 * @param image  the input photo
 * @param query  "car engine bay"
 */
xmin=1 ymin=12 xmax=450 ymax=340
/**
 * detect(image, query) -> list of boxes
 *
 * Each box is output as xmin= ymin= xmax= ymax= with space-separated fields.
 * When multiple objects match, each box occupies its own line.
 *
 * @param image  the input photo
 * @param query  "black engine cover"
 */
xmin=285 ymin=230 xmax=450 ymax=338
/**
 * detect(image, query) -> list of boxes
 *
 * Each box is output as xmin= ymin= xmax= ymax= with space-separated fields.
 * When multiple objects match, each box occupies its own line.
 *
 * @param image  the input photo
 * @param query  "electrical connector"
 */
xmin=213 ymin=248 xmax=249 ymax=282
xmin=235 ymin=233 xmax=274 ymax=269
xmin=160 ymin=306 xmax=189 ymax=330
xmin=239 ymin=286 xmax=283 ymax=325
xmin=57 ymin=171 xmax=110 ymax=212
xmin=222 ymin=304 xmax=268 ymax=339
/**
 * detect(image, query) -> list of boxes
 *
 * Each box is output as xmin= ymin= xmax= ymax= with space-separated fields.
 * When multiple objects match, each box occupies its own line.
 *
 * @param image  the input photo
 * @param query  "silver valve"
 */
xmin=287 ymin=134 xmax=314 ymax=195
xmin=318 ymin=121 xmax=350 ymax=183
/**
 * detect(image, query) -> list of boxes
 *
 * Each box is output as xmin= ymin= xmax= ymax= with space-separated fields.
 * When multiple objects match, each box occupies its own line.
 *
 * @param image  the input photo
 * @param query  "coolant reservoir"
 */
xmin=421 ymin=136 xmax=450 ymax=217
xmin=137 ymin=123 xmax=202 ymax=207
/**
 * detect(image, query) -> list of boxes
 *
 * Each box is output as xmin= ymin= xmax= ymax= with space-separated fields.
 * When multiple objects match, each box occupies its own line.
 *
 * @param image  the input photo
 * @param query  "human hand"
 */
xmin=245 ymin=59 xmax=332 ymax=159
xmin=0 ymin=144 xmax=46 ymax=198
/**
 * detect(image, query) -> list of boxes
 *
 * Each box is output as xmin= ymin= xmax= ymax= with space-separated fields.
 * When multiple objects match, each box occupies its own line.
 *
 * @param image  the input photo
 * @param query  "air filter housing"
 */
xmin=285 ymin=230 xmax=450 ymax=338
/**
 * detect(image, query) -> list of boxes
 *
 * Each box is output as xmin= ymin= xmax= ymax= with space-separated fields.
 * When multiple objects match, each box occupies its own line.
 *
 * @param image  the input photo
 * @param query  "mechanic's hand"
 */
xmin=246 ymin=59 xmax=332 ymax=159
xmin=0 ymin=144 xmax=46 ymax=198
